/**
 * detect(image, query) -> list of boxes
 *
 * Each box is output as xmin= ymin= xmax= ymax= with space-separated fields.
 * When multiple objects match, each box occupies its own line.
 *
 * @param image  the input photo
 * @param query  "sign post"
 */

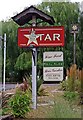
xmin=71 ymin=24 xmax=78 ymax=64
xmin=3 ymin=33 xmax=6 ymax=91
xmin=32 ymin=48 xmax=37 ymax=109
xmin=32 ymin=16 xmax=37 ymax=109
xmin=0 ymin=34 xmax=6 ymax=91
xmin=73 ymin=32 xmax=76 ymax=64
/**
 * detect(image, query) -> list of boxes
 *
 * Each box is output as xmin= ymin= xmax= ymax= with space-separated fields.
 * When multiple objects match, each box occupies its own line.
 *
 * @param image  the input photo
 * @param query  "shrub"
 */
xmin=37 ymin=86 xmax=48 ymax=96
xmin=61 ymin=78 xmax=74 ymax=91
xmin=64 ymin=91 xmax=79 ymax=101
xmin=25 ymin=75 xmax=47 ymax=96
xmin=74 ymin=79 xmax=81 ymax=92
xmin=9 ymin=89 xmax=31 ymax=118
xmin=61 ymin=64 xmax=81 ymax=92
xmin=48 ymin=97 xmax=81 ymax=118
xmin=37 ymin=77 xmax=43 ymax=92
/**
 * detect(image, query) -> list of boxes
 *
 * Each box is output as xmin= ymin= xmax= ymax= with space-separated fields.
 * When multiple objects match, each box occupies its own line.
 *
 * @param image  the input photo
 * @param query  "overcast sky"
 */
xmin=0 ymin=0 xmax=83 ymax=21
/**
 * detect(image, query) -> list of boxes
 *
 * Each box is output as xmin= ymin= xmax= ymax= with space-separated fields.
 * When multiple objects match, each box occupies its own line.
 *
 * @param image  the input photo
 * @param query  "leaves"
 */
xmin=9 ymin=90 xmax=31 ymax=117
xmin=0 ymin=2 xmax=82 ymax=81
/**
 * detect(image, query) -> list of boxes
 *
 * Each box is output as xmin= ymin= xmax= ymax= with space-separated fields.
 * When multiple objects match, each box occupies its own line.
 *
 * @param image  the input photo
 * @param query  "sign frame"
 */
xmin=43 ymin=51 xmax=64 ymax=81
xmin=18 ymin=26 xmax=65 ymax=47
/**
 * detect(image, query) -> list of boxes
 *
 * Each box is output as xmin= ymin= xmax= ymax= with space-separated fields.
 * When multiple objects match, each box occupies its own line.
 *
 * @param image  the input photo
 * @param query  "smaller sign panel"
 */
xmin=43 ymin=51 xmax=63 ymax=61
xmin=18 ymin=26 xmax=64 ymax=47
xmin=43 ymin=51 xmax=63 ymax=81
xmin=43 ymin=67 xmax=63 ymax=81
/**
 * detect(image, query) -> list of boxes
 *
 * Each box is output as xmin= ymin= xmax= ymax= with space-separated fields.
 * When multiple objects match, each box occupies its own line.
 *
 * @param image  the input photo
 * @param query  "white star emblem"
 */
xmin=24 ymin=28 xmax=40 ymax=46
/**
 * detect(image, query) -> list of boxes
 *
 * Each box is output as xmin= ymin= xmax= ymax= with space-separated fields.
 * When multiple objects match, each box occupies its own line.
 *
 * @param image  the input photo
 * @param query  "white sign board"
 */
xmin=43 ymin=51 xmax=63 ymax=61
xmin=43 ymin=51 xmax=63 ymax=81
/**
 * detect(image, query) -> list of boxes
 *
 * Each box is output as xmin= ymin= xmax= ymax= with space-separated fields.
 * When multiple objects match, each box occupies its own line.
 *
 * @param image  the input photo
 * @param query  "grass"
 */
xmin=0 ymin=48 xmax=2 ymax=82
xmin=26 ymin=85 xmax=81 ymax=119
xmin=1 ymin=84 xmax=82 ymax=119
xmin=48 ymin=96 xmax=81 ymax=118
xmin=0 ymin=109 xmax=2 ymax=116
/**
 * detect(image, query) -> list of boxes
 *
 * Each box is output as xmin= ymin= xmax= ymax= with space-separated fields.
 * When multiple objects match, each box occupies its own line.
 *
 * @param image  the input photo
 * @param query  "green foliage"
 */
xmin=48 ymin=97 xmax=81 ymax=118
xmin=61 ymin=78 xmax=81 ymax=92
xmin=37 ymin=2 xmax=82 ymax=68
xmin=37 ymin=77 xmax=43 ymax=92
xmin=25 ymin=74 xmax=43 ymax=92
xmin=37 ymin=87 xmax=48 ymax=96
xmin=0 ymin=109 xmax=2 ymax=116
xmin=14 ymin=52 xmax=32 ymax=80
xmin=1 ymin=2 xmax=82 ymax=82
xmin=0 ymin=48 xmax=2 ymax=82
xmin=37 ymin=77 xmax=48 ymax=96
xmin=64 ymin=91 xmax=79 ymax=101
xmin=25 ymin=75 xmax=47 ymax=96
xmin=2 ymin=108 xmax=10 ymax=115
xmin=15 ymin=52 xmax=32 ymax=71
xmin=61 ymin=64 xmax=81 ymax=92
xmin=61 ymin=78 xmax=72 ymax=91
xmin=9 ymin=90 xmax=31 ymax=118
xmin=60 ymin=80 xmax=66 ymax=91
xmin=74 ymin=79 xmax=81 ymax=92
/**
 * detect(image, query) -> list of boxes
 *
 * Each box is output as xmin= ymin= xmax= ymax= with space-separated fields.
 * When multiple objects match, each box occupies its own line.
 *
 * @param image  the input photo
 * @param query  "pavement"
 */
xmin=0 ymin=83 xmax=16 ymax=91
xmin=0 ymin=82 xmax=60 ymax=91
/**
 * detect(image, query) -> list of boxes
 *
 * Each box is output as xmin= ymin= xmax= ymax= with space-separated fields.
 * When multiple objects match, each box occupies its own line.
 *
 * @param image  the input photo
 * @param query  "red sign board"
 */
xmin=18 ymin=26 xmax=64 ymax=47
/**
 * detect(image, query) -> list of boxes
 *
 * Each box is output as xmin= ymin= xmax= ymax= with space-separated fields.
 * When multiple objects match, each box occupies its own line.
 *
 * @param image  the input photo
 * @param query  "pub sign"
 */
xmin=18 ymin=26 xmax=64 ymax=47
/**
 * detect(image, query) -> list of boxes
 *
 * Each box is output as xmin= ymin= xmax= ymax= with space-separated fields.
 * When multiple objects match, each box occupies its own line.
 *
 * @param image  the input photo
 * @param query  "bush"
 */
xmin=64 ymin=91 xmax=79 ymax=101
xmin=61 ymin=64 xmax=81 ymax=92
xmin=61 ymin=78 xmax=81 ymax=92
xmin=37 ymin=77 xmax=43 ymax=92
xmin=48 ymin=97 xmax=81 ymax=118
xmin=25 ymin=75 xmax=46 ymax=96
xmin=61 ymin=78 xmax=73 ymax=91
xmin=74 ymin=79 xmax=81 ymax=92
xmin=9 ymin=89 xmax=31 ymax=118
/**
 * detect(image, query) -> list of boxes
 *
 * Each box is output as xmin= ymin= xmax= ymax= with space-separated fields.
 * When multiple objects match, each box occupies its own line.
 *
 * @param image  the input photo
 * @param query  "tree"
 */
xmin=37 ymin=2 xmax=80 ymax=68
xmin=14 ymin=52 xmax=32 ymax=80
xmin=1 ymin=2 xmax=82 ymax=82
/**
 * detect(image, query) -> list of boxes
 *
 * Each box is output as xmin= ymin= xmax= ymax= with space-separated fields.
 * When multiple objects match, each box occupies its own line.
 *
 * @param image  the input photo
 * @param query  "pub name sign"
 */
xmin=18 ymin=26 xmax=64 ymax=47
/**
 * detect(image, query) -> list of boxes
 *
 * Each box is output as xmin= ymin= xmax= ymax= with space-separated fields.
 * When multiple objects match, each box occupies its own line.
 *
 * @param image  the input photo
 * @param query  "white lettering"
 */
xmin=39 ymin=34 xmax=44 ymax=41
xmin=44 ymin=34 xmax=52 ymax=41
xmin=53 ymin=34 xmax=60 ymax=41
xmin=37 ymin=33 xmax=61 ymax=41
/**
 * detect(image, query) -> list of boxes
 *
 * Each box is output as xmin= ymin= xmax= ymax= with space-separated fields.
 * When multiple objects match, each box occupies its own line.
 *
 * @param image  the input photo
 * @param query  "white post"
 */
xmin=32 ymin=48 xmax=37 ymax=109
xmin=3 ymin=33 xmax=6 ymax=91
xmin=73 ymin=32 xmax=76 ymax=64
xmin=32 ymin=16 xmax=37 ymax=109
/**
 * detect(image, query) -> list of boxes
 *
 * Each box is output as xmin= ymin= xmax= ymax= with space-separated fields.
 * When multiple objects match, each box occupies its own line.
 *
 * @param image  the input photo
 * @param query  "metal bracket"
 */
xmin=32 ymin=48 xmax=37 ymax=66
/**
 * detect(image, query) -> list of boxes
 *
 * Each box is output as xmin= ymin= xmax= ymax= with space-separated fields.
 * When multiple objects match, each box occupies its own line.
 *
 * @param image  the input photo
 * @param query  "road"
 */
xmin=0 ymin=83 xmax=16 ymax=91
xmin=0 ymin=82 xmax=60 ymax=91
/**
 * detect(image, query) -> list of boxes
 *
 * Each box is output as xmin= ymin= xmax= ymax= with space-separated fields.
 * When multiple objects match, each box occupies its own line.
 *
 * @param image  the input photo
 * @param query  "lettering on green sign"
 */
xmin=44 ymin=61 xmax=64 ymax=67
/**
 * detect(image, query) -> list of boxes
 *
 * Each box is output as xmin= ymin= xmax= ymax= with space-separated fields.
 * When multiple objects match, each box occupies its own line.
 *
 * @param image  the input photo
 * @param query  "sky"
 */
xmin=0 ymin=0 xmax=83 ymax=21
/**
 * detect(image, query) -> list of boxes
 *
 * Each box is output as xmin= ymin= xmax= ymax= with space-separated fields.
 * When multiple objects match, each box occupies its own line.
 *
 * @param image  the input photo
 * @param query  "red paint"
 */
xmin=18 ymin=26 xmax=64 ymax=47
